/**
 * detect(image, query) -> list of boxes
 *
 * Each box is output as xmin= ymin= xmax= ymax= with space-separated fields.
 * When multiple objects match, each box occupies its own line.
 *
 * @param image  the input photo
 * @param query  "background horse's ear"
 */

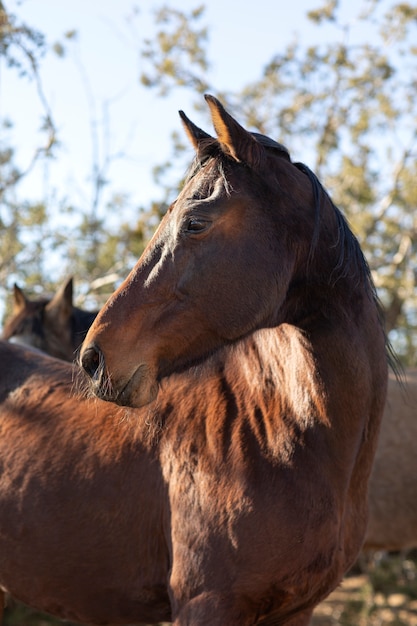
xmin=204 ymin=94 xmax=265 ymax=170
xmin=179 ymin=110 xmax=212 ymax=154
xmin=45 ymin=277 xmax=73 ymax=320
xmin=12 ymin=284 xmax=28 ymax=313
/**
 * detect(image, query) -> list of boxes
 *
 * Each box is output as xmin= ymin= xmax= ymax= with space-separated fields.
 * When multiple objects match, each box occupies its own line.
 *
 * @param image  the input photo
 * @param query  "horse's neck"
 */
xmin=227 ymin=325 xmax=327 ymax=415
xmin=160 ymin=303 xmax=383 ymax=430
xmin=157 ymin=326 xmax=330 ymax=469
xmin=165 ymin=325 xmax=328 ymax=424
xmin=215 ymin=317 xmax=376 ymax=424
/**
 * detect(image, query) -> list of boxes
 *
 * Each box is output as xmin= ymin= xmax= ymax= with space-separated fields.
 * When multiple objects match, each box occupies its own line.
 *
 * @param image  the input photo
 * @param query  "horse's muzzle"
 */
xmin=80 ymin=343 xmax=103 ymax=381
xmin=80 ymin=342 xmax=159 ymax=408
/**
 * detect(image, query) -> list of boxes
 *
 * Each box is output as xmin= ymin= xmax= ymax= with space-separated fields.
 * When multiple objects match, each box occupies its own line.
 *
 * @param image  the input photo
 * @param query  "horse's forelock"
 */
xmin=184 ymin=140 xmax=229 ymax=187
xmin=185 ymin=129 xmax=292 ymax=186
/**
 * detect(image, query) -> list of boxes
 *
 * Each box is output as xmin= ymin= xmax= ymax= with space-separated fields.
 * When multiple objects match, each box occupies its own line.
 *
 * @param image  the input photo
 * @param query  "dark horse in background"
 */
xmin=78 ymin=95 xmax=388 ymax=624
xmin=2 ymin=277 xmax=98 ymax=361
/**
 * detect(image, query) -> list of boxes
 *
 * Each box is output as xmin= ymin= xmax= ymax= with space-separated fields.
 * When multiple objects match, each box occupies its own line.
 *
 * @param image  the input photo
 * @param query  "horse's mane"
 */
xmin=293 ymin=162 xmax=371 ymax=288
xmin=294 ymin=162 xmax=401 ymax=377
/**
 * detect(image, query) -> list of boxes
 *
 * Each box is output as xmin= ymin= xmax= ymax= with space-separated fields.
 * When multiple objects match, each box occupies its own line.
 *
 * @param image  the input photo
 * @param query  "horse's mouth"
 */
xmin=110 ymin=363 xmax=159 ymax=409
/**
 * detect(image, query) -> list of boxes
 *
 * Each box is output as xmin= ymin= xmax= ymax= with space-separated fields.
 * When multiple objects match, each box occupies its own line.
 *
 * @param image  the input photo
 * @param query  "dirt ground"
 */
xmin=311 ymin=554 xmax=417 ymax=625
xmin=312 ymin=572 xmax=417 ymax=625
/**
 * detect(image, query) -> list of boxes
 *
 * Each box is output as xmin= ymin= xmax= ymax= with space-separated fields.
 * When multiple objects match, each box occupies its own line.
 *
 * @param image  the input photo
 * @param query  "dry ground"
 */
xmin=312 ymin=559 xmax=417 ymax=625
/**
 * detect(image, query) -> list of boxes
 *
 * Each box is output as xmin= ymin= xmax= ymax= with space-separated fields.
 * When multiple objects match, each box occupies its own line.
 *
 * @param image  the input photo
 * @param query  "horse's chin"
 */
xmin=114 ymin=364 xmax=159 ymax=408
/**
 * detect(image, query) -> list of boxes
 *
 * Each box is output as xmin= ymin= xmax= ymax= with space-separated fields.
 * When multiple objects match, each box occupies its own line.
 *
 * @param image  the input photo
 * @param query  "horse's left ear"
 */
xmin=204 ymin=94 xmax=265 ymax=170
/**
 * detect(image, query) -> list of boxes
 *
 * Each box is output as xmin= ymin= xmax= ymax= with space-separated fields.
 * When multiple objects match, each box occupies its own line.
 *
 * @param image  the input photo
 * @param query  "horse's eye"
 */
xmin=186 ymin=218 xmax=209 ymax=233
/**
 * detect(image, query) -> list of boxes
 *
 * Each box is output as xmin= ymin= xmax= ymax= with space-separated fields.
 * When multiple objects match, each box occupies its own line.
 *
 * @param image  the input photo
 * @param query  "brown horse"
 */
xmin=80 ymin=95 xmax=389 ymax=625
xmin=2 ymin=277 xmax=98 ymax=361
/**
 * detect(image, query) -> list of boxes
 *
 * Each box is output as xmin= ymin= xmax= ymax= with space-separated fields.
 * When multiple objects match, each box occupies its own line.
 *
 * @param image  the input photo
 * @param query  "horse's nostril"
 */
xmin=81 ymin=344 xmax=102 ymax=379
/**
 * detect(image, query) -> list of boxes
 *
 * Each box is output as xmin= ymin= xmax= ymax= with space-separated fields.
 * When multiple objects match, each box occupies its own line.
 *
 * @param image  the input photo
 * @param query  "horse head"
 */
xmin=80 ymin=95 xmax=379 ymax=408
xmin=3 ymin=278 xmax=97 ymax=361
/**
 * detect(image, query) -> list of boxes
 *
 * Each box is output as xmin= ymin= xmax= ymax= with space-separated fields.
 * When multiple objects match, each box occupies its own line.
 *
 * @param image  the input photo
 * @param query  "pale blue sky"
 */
xmin=1 ymin=0 xmax=372 ymax=216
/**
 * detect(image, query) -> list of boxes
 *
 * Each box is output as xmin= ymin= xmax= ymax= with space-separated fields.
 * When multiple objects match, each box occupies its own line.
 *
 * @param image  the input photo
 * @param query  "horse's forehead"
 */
xmin=24 ymin=301 xmax=48 ymax=316
xmin=10 ymin=301 xmax=46 ymax=329
xmin=181 ymin=161 xmax=224 ymax=198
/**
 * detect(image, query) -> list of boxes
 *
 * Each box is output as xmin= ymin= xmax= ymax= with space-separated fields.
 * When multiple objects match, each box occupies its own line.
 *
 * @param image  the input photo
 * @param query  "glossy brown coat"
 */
xmin=79 ymin=96 xmax=388 ymax=624
xmin=0 ymin=341 xmax=170 ymax=625
xmin=4 ymin=287 xmax=413 ymax=557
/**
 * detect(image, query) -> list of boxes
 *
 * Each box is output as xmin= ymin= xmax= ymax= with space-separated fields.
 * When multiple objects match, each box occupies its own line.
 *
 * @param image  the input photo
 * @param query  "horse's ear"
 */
xmin=179 ymin=110 xmax=212 ymax=154
xmin=46 ymin=277 xmax=73 ymax=320
xmin=204 ymin=94 xmax=265 ymax=170
xmin=12 ymin=284 xmax=28 ymax=313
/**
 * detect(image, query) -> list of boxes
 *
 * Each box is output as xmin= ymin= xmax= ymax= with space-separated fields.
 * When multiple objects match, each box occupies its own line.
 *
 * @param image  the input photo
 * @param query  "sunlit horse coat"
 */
xmin=78 ymin=96 xmax=388 ymax=624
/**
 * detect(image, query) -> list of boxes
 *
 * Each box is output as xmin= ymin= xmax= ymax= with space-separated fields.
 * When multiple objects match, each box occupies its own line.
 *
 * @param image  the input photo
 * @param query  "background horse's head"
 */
xmin=2 ymin=278 xmax=98 ymax=361
xmin=80 ymin=95 xmax=375 ymax=408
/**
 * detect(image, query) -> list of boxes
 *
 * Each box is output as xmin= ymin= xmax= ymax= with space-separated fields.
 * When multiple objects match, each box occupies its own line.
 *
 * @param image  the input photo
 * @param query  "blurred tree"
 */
xmin=139 ymin=0 xmax=417 ymax=364
xmin=141 ymin=5 xmax=209 ymax=96
xmin=0 ymin=2 xmax=148 ymax=316
xmin=0 ymin=1 xmax=57 ymax=297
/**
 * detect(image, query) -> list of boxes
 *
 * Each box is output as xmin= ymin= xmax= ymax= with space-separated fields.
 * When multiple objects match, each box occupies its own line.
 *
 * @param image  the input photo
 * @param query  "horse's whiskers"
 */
xmin=99 ymin=369 xmax=116 ymax=400
xmin=71 ymin=365 xmax=95 ymax=399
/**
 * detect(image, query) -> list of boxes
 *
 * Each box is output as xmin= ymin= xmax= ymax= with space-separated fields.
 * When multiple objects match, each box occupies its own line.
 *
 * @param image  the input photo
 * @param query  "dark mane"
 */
xmin=294 ymin=161 xmax=399 ymax=376
xmin=184 ymin=138 xmax=225 ymax=182
xmin=294 ymin=162 xmax=371 ymax=288
xmin=184 ymin=132 xmax=290 ymax=185
xmin=183 ymin=138 xmax=397 ymax=375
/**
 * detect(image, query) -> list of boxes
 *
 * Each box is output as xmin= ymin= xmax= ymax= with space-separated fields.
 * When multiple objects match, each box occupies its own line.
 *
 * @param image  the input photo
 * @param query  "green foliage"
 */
xmin=307 ymin=0 xmax=338 ymax=24
xmin=140 ymin=5 xmax=209 ymax=95
xmin=0 ymin=1 xmax=45 ymax=74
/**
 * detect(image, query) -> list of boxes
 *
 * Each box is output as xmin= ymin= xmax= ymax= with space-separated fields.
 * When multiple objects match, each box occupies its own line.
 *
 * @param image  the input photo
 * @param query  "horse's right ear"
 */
xmin=179 ymin=110 xmax=212 ymax=156
xmin=12 ymin=284 xmax=28 ymax=313
xmin=204 ymin=94 xmax=266 ymax=170
xmin=46 ymin=277 xmax=73 ymax=320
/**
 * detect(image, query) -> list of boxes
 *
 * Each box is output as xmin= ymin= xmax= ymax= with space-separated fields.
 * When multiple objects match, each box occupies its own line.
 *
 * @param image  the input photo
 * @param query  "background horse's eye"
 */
xmin=186 ymin=218 xmax=209 ymax=233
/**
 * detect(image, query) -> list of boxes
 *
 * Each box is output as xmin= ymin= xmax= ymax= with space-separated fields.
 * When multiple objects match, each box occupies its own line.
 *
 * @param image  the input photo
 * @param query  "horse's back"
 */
xmin=0 ymin=341 xmax=171 ymax=624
